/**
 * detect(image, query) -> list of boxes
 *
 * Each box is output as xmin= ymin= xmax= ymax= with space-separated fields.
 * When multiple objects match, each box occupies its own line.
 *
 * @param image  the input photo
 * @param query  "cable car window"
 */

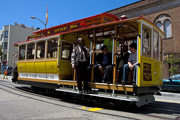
xmin=160 ymin=36 xmax=163 ymax=61
xmin=36 ymin=41 xmax=45 ymax=59
xmin=153 ymin=30 xmax=159 ymax=60
xmin=142 ymin=25 xmax=151 ymax=57
xmin=19 ymin=45 xmax=26 ymax=60
xmin=27 ymin=43 xmax=35 ymax=59
xmin=47 ymin=39 xmax=58 ymax=58
xmin=61 ymin=41 xmax=73 ymax=60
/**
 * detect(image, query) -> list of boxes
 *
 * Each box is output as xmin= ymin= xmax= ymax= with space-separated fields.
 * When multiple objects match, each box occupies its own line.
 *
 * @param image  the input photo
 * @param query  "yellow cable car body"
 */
xmin=14 ymin=13 xmax=165 ymax=106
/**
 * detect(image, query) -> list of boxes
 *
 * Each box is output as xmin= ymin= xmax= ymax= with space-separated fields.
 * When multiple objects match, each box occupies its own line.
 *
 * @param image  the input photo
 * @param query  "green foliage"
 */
xmin=166 ymin=54 xmax=180 ymax=76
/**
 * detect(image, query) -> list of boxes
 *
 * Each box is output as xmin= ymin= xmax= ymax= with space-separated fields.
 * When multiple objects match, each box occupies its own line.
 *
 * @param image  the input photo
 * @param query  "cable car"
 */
xmin=13 ymin=13 xmax=164 ymax=107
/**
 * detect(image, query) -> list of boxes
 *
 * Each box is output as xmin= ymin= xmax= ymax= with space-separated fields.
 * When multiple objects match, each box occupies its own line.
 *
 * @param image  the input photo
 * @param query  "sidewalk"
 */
xmin=0 ymin=74 xmax=12 ymax=80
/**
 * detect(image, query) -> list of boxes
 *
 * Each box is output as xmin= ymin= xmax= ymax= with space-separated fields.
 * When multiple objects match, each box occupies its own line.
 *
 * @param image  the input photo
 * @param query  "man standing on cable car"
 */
xmin=71 ymin=38 xmax=90 ymax=93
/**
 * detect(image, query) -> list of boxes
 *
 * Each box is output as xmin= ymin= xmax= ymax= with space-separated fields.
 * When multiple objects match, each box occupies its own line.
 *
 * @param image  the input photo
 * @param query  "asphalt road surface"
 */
xmin=0 ymin=78 xmax=180 ymax=120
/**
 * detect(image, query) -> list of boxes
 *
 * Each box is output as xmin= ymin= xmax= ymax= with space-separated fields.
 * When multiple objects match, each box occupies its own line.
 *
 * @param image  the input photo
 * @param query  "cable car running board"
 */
xmin=56 ymin=88 xmax=139 ymax=102
xmin=56 ymin=88 xmax=155 ymax=107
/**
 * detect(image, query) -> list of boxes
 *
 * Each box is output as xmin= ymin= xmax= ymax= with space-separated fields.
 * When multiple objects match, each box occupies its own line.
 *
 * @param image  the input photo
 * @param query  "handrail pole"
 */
xmin=91 ymin=29 xmax=96 ymax=88
xmin=73 ymin=68 xmax=76 ymax=90
xmin=112 ymin=25 xmax=117 ymax=96
xmin=73 ymin=33 xmax=78 ymax=90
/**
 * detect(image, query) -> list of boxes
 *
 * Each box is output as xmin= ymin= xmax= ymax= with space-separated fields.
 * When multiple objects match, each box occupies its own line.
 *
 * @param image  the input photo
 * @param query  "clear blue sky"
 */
xmin=1 ymin=0 xmax=139 ymax=29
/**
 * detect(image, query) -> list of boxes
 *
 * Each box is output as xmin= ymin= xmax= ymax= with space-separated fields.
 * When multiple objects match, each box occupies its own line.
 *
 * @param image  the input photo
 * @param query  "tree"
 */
xmin=166 ymin=54 xmax=180 ymax=76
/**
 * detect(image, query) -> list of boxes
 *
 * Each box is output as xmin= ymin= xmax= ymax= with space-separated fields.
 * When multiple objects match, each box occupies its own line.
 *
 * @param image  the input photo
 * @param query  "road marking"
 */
xmin=81 ymin=106 xmax=103 ymax=112
xmin=87 ymin=108 xmax=103 ymax=111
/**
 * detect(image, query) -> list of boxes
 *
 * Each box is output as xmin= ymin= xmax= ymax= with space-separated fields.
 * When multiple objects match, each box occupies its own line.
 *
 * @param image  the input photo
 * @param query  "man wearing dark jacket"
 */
xmin=71 ymin=38 xmax=90 ymax=93
xmin=95 ymin=45 xmax=112 ymax=83
xmin=117 ymin=45 xmax=130 ymax=82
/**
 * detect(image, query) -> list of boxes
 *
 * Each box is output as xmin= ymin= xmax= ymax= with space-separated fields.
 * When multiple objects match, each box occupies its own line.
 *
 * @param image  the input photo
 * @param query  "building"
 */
xmin=107 ymin=0 xmax=180 ymax=78
xmin=0 ymin=23 xmax=36 ymax=68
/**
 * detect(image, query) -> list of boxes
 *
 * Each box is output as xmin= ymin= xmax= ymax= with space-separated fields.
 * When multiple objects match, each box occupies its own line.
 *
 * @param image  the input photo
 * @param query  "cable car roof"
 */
xmin=15 ymin=13 xmax=164 ymax=46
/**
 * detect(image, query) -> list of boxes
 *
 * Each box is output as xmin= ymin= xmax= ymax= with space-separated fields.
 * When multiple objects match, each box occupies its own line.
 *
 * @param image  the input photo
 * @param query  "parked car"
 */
xmin=162 ymin=74 xmax=180 ymax=92
xmin=0 ymin=66 xmax=12 ymax=75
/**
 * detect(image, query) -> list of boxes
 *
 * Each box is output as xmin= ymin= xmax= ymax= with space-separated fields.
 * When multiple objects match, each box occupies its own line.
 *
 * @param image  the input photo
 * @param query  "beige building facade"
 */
xmin=107 ymin=0 xmax=180 ymax=78
xmin=0 ymin=23 xmax=36 ymax=68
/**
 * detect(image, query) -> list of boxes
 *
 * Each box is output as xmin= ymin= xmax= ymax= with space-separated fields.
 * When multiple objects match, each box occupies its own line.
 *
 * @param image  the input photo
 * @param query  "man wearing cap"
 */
xmin=71 ymin=38 xmax=90 ymax=93
xmin=122 ymin=43 xmax=137 ymax=85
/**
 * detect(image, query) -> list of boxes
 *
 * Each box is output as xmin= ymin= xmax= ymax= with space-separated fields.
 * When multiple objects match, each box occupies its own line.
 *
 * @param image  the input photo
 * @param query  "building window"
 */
xmin=156 ymin=22 xmax=163 ymax=32
xmin=3 ymin=42 xmax=7 ymax=49
xmin=4 ymin=30 xmax=8 ymax=38
xmin=3 ymin=54 xmax=7 ymax=61
xmin=154 ymin=14 xmax=172 ymax=38
xmin=164 ymin=20 xmax=172 ymax=38
xmin=0 ymin=34 xmax=3 ymax=40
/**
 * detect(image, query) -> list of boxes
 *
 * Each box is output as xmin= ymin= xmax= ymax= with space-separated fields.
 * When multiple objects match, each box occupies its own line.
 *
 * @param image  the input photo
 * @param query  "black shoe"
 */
xmin=102 ymin=79 xmax=105 ymax=83
xmin=107 ymin=81 xmax=111 ymax=84
xmin=132 ymin=82 xmax=136 ymax=86
xmin=84 ymin=91 xmax=88 ymax=94
xmin=121 ymin=81 xmax=125 ymax=85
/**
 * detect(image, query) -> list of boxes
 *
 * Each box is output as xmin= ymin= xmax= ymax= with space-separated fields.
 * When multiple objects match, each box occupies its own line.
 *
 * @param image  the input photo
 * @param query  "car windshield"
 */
xmin=170 ymin=74 xmax=180 ymax=80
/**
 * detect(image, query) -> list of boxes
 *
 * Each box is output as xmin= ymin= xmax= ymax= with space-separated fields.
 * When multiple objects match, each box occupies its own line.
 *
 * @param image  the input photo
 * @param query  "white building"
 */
xmin=0 ymin=23 xmax=36 ymax=67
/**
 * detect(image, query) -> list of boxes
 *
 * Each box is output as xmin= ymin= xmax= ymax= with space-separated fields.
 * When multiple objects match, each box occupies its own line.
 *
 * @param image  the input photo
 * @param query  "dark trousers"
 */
xmin=94 ymin=65 xmax=101 ymax=82
xmin=76 ymin=62 xmax=89 ymax=91
xmin=103 ymin=65 xmax=113 ymax=82
xmin=123 ymin=64 xmax=137 ymax=83
xmin=94 ymin=65 xmax=113 ymax=83
xmin=118 ymin=66 xmax=123 ymax=82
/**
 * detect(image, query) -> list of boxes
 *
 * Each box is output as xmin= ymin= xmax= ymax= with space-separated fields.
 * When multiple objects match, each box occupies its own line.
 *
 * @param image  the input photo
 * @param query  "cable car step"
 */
xmin=56 ymin=87 xmax=139 ymax=102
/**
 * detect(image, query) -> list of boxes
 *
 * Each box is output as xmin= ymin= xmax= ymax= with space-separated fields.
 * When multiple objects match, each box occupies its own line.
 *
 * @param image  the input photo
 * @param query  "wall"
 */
xmin=7 ymin=25 xmax=34 ymax=67
xmin=107 ymin=0 xmax=180 ymax=78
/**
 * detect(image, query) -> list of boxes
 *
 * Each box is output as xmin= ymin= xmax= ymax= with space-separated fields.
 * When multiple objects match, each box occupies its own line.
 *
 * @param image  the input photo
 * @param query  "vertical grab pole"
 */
xmin=73 ymin=44 xmax=76 ymax=90
xmin=73 ymin=34 xmax=78 ymax=90
xmin=112 ymin=38 xmax=115 ymax=96
xmin=137 ymin=21 xmax=142 ymax=87
xmin=91 ymin=29 xmax=96 ymax=88
xmin=112 ymin=39 xmax=114 ymax=65
xmin=73 ymin=68 xmax=76 ymax=90
xmin=90 ymin=42 xmax=92 ymax=65
xmin=112 ymin=25 xmax=117 ymax=96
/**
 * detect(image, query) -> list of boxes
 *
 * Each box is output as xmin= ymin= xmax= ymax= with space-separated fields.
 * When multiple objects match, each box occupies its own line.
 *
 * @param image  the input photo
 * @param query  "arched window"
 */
xmin=156 ymin=22 xmax=163 ymax=32
xmin=164 ymin=20 xmax=172 ymax=38
xmin=154 ymin=14 xmax=172 ymax=38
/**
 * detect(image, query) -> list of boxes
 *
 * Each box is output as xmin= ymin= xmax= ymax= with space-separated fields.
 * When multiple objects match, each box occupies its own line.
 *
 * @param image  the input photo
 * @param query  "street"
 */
xmin=0 ymin=78 xmax=180 ymax=120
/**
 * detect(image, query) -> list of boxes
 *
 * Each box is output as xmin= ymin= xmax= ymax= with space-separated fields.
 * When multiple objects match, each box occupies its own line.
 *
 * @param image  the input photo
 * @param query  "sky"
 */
xmin=0 ymin=0 xmax=140 ymax=30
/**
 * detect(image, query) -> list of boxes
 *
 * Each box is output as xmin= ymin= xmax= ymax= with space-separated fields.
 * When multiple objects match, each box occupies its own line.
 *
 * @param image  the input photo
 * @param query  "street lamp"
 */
xmin=30 ymin=16 xmax=47 ymax=29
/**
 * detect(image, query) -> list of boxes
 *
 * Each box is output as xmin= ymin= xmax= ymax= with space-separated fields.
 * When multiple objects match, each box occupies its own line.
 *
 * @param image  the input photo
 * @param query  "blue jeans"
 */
xmin=123 ymin=64 xmax=137 ymax=83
